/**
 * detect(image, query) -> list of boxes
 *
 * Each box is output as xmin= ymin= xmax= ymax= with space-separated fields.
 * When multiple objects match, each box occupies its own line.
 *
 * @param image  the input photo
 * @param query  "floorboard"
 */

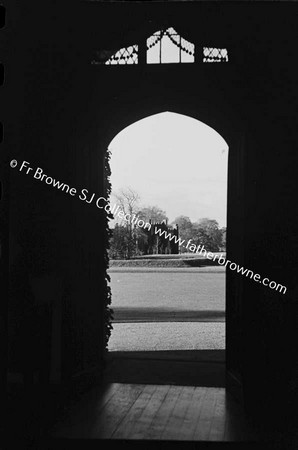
xmin=133 ymin=385 xmax=183 ymax=440
xmin=209 ymin=388 xmax=227 ymax=441
xmin=93 ymin=383 xmax=144 ymax=439
xmin=160 ymin=385 xmax=196 ymax=440
xmin=193 ymin=387 xmax=219 ymax=440
xmin=174 ymin=384 xmax=208 ymax=440
xmin=125 ymin=384 xmax=171 ymax=440
xmin=51 ymin=382 xmax=259 ymax=442
xmin=112 ymin=384 xmax=158 ymax=439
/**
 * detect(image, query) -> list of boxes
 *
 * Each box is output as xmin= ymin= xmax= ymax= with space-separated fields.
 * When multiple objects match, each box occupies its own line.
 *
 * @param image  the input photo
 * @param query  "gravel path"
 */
xmin=108 ymin=322 xmax=225 ymax=351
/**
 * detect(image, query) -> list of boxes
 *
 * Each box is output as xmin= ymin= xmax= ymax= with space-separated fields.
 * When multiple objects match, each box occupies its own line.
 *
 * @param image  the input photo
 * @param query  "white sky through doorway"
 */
xmin=108 ymin=112 xmax=228 ymax=227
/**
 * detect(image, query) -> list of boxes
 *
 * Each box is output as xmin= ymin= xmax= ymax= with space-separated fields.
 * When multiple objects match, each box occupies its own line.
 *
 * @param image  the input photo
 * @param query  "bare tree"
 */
xmin=114 ymin=187 xmax=140 ymax=220
xmin=112 ymin=187 xmax=140 ymax=258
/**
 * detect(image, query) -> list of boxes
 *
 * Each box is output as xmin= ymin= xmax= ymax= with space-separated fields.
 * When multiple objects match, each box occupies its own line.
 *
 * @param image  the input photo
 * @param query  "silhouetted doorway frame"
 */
xmin=101 ymin=99 xmax=245 ymax=397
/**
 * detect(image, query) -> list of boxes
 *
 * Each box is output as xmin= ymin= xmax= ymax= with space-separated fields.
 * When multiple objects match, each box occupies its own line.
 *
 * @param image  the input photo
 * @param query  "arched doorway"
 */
xmin=96 ymin=63 xmax=246 ymax=393
xmin=104 ymin=111 xmax=233 ymax=386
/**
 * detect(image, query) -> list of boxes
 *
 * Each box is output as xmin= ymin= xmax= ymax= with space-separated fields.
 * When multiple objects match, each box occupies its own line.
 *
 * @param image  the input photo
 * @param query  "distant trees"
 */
xmin=109 ymin=187 xmax=226 ymax=258
xmin=220 ymin=227 xmax=226 ymax=250
xmin=109 ymin=223 xmax=130 ymax=259
xmin=194 ymin=218 xmax=223 ymax=252
xmin=113 ymin=187 xmax=140 ymax=227
xmin=112 ymin=188 xmax=140 ymax=259
xmin=172 ymin=215 xmax=194 ymax=246
xmin=109 ymin=188 xmax=170 ymax=258
xmin=172 ymin=216 xmax=225 ymax=253
xmin=138 ymin=206 xmax=168 ymax=224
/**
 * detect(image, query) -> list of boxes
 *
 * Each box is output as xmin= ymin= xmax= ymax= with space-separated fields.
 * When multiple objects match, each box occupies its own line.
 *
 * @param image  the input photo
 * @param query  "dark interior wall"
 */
xmin=5 ymin=0 xmax=298 ymax=428
xmin=7 ymin=0 xmax=109 ymax=380
xmin=242 ymin=122 xmax=298 ymax=426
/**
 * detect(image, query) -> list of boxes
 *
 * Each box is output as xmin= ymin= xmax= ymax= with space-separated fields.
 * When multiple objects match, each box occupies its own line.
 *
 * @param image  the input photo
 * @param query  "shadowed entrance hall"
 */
xmin=6 ymin=1 xmax=298 ymax=447
xmin=51 ymin=382 xmax=258 ymax=441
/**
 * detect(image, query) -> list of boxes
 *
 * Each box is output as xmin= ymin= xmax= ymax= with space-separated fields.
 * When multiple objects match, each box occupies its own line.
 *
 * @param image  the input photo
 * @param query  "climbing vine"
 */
xmin=103 ymin=148 xmax=114 ymax=351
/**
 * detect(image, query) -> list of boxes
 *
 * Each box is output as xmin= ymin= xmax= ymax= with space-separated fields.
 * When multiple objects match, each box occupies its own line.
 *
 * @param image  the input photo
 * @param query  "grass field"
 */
xmin=108 ymin=268 xmax=225 ymax=351
xmin=108 ymin=268 xmax=225 ymax=311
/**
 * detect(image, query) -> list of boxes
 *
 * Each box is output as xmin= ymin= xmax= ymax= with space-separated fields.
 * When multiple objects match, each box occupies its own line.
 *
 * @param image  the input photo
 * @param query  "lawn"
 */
xmin=108 ymin=268 xmax=225 ymax=351
xmin=108 ymin=268 xmax=225 ymax=311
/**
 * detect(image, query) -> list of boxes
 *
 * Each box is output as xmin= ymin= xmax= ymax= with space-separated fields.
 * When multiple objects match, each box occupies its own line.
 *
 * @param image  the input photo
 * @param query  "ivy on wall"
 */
xmin=103 ymin=148 xmax=114 ymax=351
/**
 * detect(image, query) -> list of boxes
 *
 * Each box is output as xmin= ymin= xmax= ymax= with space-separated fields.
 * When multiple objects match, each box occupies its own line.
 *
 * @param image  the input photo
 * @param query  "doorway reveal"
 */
xmin=106 ymin=112 xmax=228 ymax=369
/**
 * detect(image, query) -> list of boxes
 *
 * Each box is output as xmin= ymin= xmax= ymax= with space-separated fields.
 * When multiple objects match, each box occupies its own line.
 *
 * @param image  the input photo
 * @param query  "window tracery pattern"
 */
xmin=96 ymin=28 xmax=229 ymax=65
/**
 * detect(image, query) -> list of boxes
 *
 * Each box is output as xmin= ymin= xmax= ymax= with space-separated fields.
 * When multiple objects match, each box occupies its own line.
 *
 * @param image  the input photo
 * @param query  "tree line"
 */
xmin=109 ymin=188 xmax=226 ymax=259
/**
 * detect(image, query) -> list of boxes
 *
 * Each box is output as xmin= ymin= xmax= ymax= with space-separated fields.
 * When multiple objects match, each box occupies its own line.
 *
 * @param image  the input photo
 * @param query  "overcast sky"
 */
xmin=108 ymin=112 xmax=228 ymax=227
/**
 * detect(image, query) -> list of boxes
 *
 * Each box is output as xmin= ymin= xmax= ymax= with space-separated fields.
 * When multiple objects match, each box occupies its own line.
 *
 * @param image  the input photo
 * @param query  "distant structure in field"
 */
xmin=135 ymin=220 xmax=179 ymax=255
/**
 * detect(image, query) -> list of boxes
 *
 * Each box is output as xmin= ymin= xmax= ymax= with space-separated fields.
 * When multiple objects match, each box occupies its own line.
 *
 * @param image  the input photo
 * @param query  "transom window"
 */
xmin=91 ymin=27 xmax=229 ymax=65
xmin=146 ymin=27 xmax=195 ymax=64
xmin=105 ymin=44 xmax=138 ymax=65
xmin=203 ymin=47 xmax=228 ymax=63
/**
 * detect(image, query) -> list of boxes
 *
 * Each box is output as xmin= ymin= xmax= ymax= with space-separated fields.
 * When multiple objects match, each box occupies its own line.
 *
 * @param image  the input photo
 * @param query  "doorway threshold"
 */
xmin=104 ymin=350 xmax=225 ymax=387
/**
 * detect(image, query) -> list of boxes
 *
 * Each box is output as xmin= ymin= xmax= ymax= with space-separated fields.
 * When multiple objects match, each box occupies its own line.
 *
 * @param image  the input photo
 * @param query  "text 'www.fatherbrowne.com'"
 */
xmin=153 ymin=218 xmax=287 ymax=294
xmin=10 ymin=159 xmax=287 ymax=294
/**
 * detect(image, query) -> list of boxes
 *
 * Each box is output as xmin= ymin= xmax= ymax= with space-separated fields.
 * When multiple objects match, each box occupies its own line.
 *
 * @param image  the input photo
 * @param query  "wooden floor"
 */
xmin=51 ymin=383 xmax=259 ymax=441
